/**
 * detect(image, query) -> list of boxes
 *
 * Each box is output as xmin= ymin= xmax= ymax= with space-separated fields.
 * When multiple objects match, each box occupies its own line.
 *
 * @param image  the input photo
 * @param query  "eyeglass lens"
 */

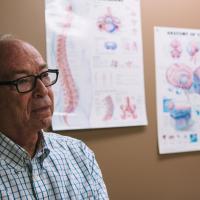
xmin=17 ymin=71 xmax=58 ymax=93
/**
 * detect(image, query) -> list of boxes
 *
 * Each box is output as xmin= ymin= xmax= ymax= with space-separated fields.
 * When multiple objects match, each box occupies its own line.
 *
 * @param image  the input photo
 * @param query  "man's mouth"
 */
xmin=32 ymin=106 xmax=51 ymax=115
xmin=33 ymin=106 xmax=49 ymax=111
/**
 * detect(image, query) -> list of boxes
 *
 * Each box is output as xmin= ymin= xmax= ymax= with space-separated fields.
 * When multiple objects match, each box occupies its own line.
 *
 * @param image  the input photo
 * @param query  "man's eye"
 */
xmin=41 ymin=72 xmax=49 ymax=78
xmin=18 ymin=78 xmax=30 ymax=85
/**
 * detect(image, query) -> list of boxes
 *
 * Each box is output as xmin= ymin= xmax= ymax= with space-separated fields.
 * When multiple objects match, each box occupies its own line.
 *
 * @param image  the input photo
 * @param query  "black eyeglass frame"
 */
xmin=0 ymin=69 xmax=59 ymax=93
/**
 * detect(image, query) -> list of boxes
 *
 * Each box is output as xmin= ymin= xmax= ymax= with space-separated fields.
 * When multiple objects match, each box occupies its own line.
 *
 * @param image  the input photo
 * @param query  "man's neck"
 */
xmin=0 ymin=128 xmax=40 ymax=158
xmin=15 ymin=132 xmax=40 ymax=158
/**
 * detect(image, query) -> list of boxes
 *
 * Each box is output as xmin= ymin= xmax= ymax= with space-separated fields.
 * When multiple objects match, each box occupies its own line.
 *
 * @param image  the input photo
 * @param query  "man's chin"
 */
xmin=38 ymin=117 xmax=52 ymax=130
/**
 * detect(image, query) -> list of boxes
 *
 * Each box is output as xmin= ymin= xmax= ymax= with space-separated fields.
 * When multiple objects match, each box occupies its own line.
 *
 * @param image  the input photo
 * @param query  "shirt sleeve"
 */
xmin=81 ymin=142 xmax=109 ymax=200
xmin=92 ymin=153 xmax=109 ymax=200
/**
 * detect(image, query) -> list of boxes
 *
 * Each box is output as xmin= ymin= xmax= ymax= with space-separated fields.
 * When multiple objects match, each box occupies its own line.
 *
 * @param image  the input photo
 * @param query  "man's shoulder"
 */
xmin=43 ymin=132 xmax=93 ymax=157
xmin=44 ymin=132 xmax=83 ymax=146
xmin=44 ymin=132 xmax=80 ymax=144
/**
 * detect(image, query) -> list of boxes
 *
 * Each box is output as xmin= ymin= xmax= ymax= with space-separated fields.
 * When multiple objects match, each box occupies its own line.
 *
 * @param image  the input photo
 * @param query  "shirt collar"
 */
xmin=0 ymin=131 xmax=50 ymax=170
xmin=35 ymin=130 xmax=50 ymax=162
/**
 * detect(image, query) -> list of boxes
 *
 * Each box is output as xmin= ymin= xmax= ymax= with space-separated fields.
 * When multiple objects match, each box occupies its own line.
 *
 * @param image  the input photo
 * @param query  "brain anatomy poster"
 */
xmin=155 ymin=27 xmax=200 ymax=154
xmin=45 ymin=0 xmax=147 ymax=130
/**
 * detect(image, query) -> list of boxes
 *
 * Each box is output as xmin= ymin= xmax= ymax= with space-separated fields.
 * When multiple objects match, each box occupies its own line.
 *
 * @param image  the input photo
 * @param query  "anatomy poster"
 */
xmin=45 ymin=0 xmax=147 ymax=130
xmin=155 ymin=27 xmax=200 ymax=154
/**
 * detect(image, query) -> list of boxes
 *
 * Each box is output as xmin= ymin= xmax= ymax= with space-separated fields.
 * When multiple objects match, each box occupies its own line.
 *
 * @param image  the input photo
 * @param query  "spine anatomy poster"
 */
xmin=45 ymin=0 xmax=147 ymax=130
xmin=155 ymin=26 xmax=200 ymax=154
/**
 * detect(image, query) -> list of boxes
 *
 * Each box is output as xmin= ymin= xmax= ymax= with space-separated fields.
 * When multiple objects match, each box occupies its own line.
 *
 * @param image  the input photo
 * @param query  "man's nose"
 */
xmin=33 ymin=78 xmax=48 ymax=97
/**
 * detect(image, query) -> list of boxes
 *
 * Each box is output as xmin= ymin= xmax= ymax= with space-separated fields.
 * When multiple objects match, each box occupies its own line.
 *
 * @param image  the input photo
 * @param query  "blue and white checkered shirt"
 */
xmin=0 ymin=131 xmax=109 ymax=199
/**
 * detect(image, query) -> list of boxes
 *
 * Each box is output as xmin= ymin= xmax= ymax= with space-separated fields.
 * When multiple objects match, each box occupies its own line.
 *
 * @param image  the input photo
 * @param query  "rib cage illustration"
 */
xmin=120 ymin=96 xmax=137 ymax=119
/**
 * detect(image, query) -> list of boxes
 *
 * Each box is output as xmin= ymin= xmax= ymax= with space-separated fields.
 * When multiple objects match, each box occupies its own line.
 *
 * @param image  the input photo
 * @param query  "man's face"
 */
xmin=0 ymin=40 xmax=54 ymax=132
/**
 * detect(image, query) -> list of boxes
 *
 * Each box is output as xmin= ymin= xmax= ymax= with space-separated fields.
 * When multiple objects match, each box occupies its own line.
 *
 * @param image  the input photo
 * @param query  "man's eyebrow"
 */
xmin=39 ymin=64 xmax=48 ymax=70
xmin=10 ymin=69 xmax=30 ymax=75
xmin=11 ymin=64 xmax=48 ymax=74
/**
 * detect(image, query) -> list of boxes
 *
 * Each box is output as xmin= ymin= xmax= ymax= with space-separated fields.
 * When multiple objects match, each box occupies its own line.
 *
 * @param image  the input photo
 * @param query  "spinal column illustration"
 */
xmin=56 ymin=5 xmax=79 ymax=123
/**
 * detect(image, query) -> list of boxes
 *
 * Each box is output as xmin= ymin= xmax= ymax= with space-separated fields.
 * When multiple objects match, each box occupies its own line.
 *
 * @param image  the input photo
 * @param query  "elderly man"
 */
xmin=0 ymin=34 xmax=109 ymax=199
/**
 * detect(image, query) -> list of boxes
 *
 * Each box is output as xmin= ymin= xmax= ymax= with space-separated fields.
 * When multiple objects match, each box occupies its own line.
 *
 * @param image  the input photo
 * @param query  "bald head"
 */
xmin=0 ymin=35 xmax=45 ymax=79
xmin=0 ymin=37 xmax=23 ymax=72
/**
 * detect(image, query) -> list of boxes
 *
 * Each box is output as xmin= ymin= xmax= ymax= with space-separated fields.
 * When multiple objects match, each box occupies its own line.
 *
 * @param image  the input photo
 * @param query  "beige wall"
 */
xmin=1 ymin=0 xmax=200 ymax=199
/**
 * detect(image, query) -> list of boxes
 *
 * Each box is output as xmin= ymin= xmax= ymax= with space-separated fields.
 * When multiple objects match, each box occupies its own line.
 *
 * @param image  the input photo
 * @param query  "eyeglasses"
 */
xmin=0 ymin=69 xmax=59 ymax=93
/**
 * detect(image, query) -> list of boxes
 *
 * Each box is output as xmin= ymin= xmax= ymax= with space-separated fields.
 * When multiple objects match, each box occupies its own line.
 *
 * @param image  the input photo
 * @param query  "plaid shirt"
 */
xmin=0 ymin=131 xmax=109 ymax=200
